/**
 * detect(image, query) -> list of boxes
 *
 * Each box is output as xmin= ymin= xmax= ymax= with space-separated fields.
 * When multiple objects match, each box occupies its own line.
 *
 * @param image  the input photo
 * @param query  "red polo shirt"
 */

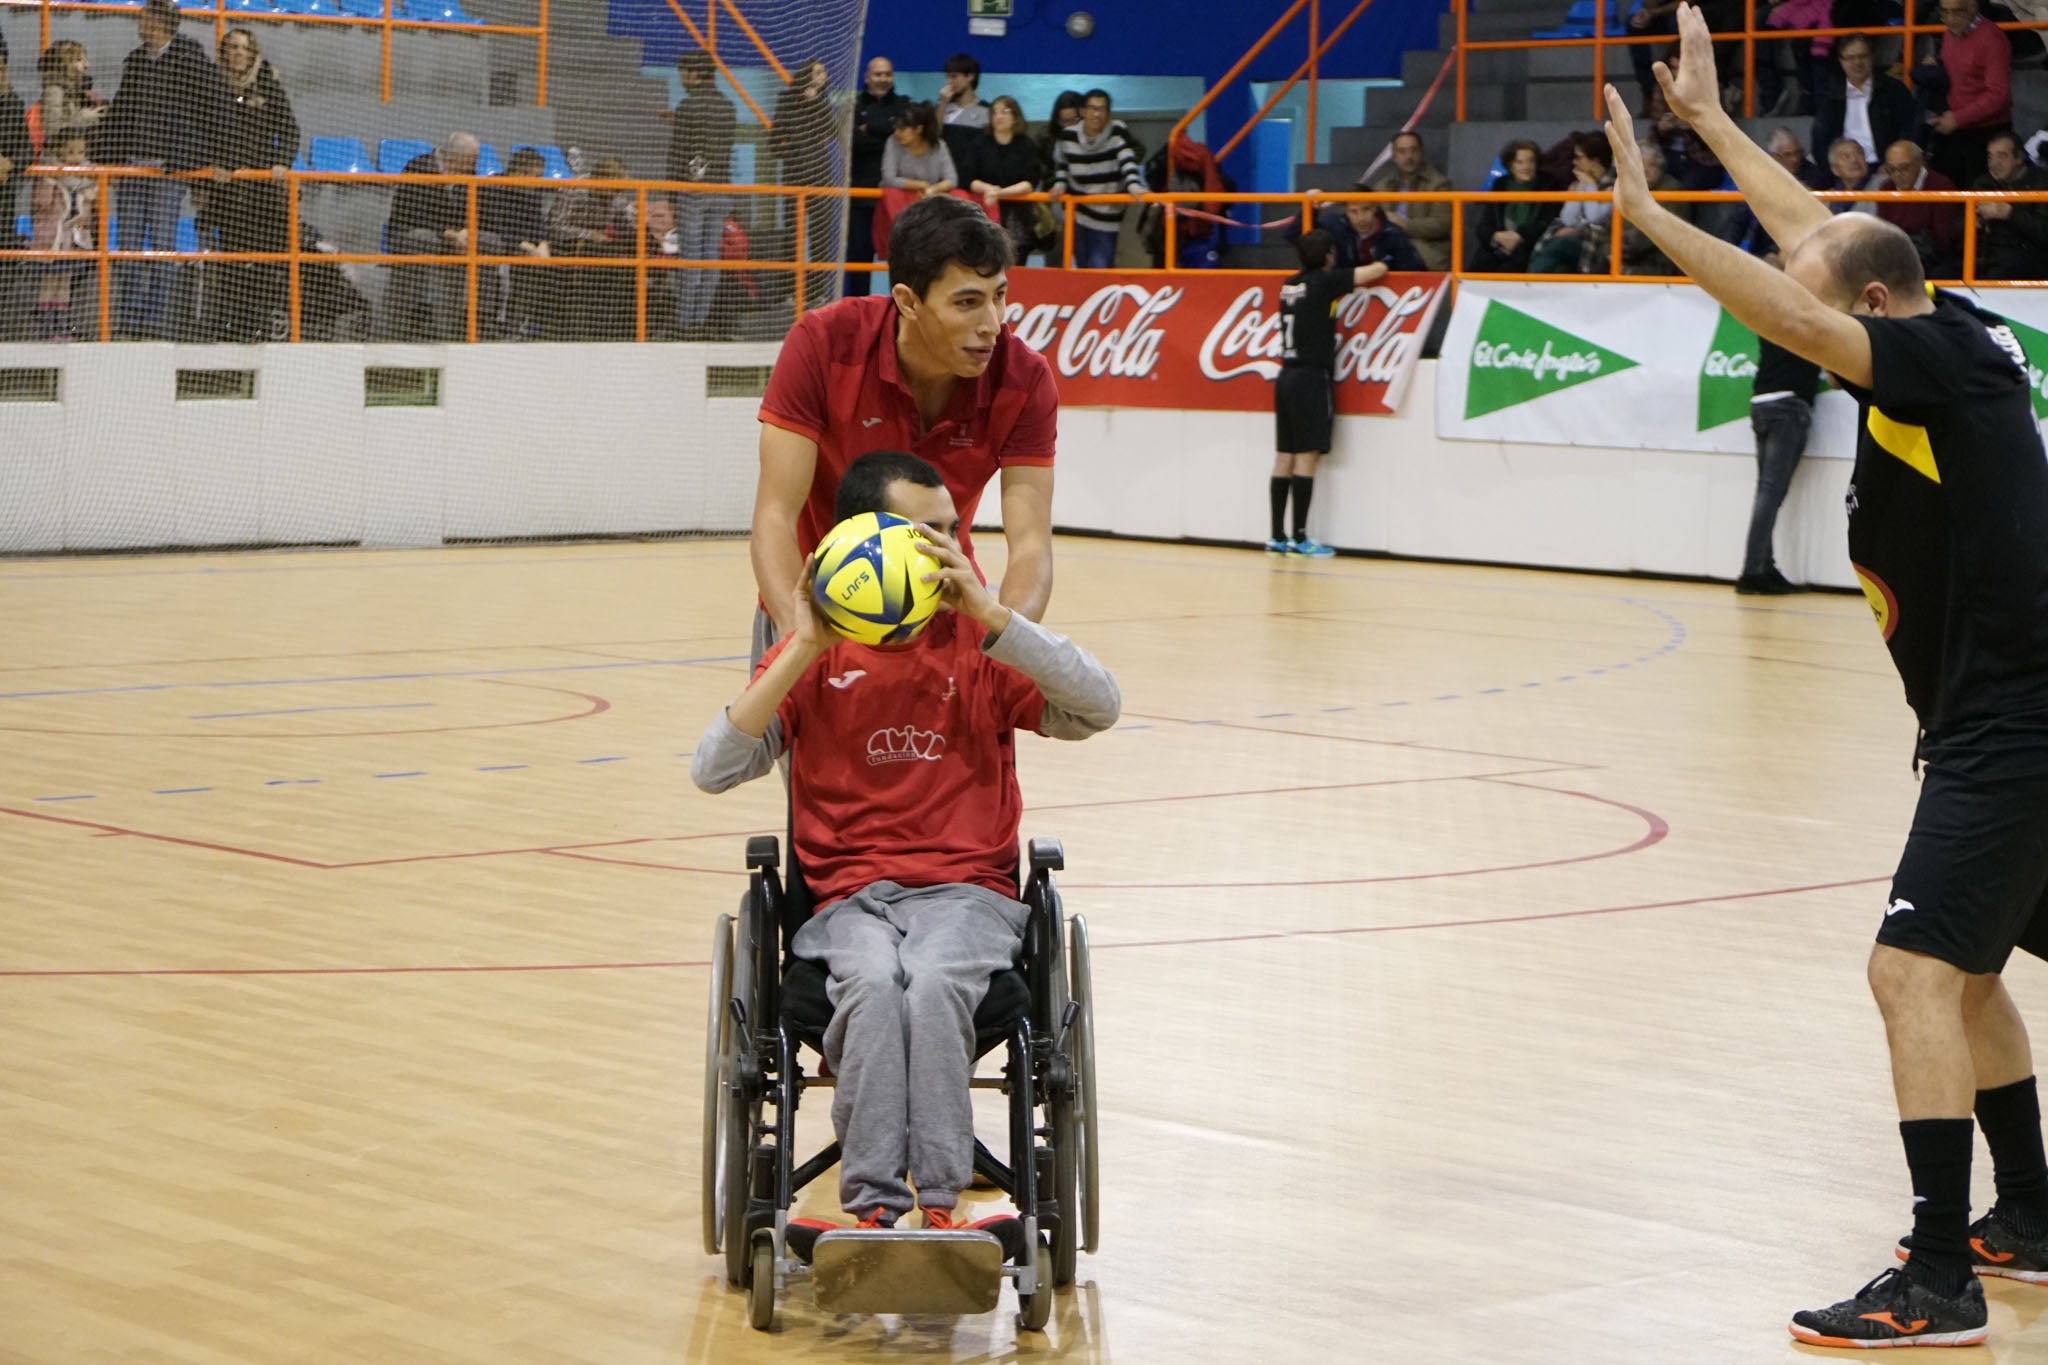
xmin=758 ymin=295 xmax=1058 ymax=567
xmin=1942 ymin=16 xmax=2012 ymax=130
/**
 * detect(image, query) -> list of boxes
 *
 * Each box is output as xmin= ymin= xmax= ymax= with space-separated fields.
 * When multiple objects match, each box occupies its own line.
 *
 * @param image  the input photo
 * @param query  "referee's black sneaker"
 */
xmin=1788 ymin=1266 xmax=1987 ymax=1349
xmin=1897 ymin=1207 xmax=2048 ymax=1283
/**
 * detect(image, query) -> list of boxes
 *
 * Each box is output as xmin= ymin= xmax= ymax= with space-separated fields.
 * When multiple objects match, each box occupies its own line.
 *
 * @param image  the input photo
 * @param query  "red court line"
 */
xmin=0 ymin=804 xmax=325 ymax=867
xmin=0 ymin=874 xmax=1889 ymax=979
xmin=0 ymin=682 xmax=611 ymax=740
xmin=1747 ymin=653 xmax=1897 ymax=679
xmin=1114 ymin=710 xmax=1599 ymax=770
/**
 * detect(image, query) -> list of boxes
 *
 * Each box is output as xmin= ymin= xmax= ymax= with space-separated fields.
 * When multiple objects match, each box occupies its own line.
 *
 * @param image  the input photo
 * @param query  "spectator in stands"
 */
xmin=1810 ymin=32 xmax=1916 ymax=166
xmin=1365 ymin=131 xmax=1452 ymax=271
xmin=0 ymin=32 xmax=31 ymax=233
xmin=1875 ymin=137 xmax=1961 ymax=276
xmin=1627 ymin=0 xmax=1741 ymax=101
xmin=1528 ymin=132 xmax=1614 ymax=273
xmin=203 ymin=27 xmax=298 ymax=343
xmin=668 ymin=48 xmax=734 ymax=340
xmin=102 ymin=0 xmax=228 ymax=340
xmin=1757 ymin=0 xmax=1831 ymax=116
xmin=882 ymin=101 xmax=957 ymax=198
xmin=772 ymin=57 xmax=840 ymax=309
xmin=937 ymin=52 xmax=988 ymax=169
xmin=1052 ymin=89 xmax=1147 ymax=269
xmin=1288 ymin=198 xmax=1425 ymax=272
xmin=385 ymin=130 xmax=488 ymax=341
xmin=848 ymin=54 xmax=904 ymax=295
xmin=1825 ymin=135 xmax=1885 ymax=211
xmin=1037 ymin=90 xmax=1082 ymax=170
xmin=35 ymin=40 xmax=103 ymax=153
xmin=1615 ymin=140 xmax=1693 ymax=273
xmin=967 ymin=95 xmax=1043 ymax=261
xmin=1923 ymin=0 xmax=2012 ymax=191
xmin=1971 ymin=131 xmax=2048 ymax=279
xmin=1466 ymin=137 xmax=1555 ymax=272
xmin=549 ymin=155 xmax=634 ymax=340
xmin=480 ymin=144 xmax=552 ymax=340
xmin=30 ymin=127 xmax=96 ymax=340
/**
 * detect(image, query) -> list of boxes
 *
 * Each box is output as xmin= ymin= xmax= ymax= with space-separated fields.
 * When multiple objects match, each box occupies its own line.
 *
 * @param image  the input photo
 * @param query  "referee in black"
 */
xmin=1268 ymin=227 xmax=1386 ymax=558
xmin=1610 ymin=7 xmax=2048 ymax=1350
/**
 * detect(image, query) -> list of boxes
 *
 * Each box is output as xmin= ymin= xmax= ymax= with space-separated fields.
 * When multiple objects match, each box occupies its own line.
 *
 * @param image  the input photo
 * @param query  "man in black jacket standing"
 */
xmin=666 ymin=49 xmax=734 ymax=339
xmin=1972 ymin=132 xmax=2048 ymax=282
xmin=846 ymin=54 xmax=903 ymax=296
xmin=102 ymin=0 xmax=227 ymax=339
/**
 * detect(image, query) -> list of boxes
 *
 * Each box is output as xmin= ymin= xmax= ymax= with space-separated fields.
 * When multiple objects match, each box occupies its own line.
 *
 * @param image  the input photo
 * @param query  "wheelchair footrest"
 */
xmin=811 ymin=1230 xmax=1005 ymax=1314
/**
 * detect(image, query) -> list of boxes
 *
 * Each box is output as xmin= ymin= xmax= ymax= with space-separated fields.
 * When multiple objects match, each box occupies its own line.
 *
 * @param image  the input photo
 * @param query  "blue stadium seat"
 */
xmin=404 ymin=0 xmax=484 ymax=21
xmin=333 ymin=0 xmax=388 ymax=16
xmin=307 ymin=136 xmax=371 ymax=174
xmin=175 ymin=218 xmax=200 ymax=255
xmin=176 ymin=0 xmax=214 ymax=10
xmin=515 ymin=144 xmax=574 ymax=179
xmin=15 ymin=214 xmax=28 ymax=238
xmin=270 ymin=0 xmax=350 ymax=13
xmin=378 ymin=137 xmax=437 ymax=175
xmin=224 ymin=0 xmax=274 ymax=11
xmin=474 ymin=142 xmax=503 ymax=177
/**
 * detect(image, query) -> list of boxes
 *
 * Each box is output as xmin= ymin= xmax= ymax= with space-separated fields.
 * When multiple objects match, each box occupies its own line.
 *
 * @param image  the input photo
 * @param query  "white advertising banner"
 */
xmin=1436 ymin=282 xmax=2048 ymax=457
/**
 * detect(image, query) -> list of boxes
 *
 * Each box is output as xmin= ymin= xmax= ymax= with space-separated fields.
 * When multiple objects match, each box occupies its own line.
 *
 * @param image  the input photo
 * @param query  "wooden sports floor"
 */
xmin=8 ymin=532 xmax=2048 ymax=1364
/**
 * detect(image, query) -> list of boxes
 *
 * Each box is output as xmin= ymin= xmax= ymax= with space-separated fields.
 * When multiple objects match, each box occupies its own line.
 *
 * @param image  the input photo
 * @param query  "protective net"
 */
xmin=0 ymin=0 xmax=868 ymax=553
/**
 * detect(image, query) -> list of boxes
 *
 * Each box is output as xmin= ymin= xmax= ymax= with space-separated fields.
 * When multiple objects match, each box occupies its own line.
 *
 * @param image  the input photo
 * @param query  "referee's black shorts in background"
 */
xmin=1275 ymin=365 xmax=1334 ymax=455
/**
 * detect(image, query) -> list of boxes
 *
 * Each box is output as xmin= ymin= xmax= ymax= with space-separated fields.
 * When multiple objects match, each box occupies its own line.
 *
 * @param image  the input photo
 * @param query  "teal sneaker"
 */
xmin=1264 ymin=538 xmax=1291 ymax=554
xmin=1290 ymin=537 xmax=1336 ymax=558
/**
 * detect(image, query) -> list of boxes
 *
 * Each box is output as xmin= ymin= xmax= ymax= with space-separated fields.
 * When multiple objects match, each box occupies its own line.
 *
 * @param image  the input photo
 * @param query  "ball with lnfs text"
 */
xmin=809 ymin=512 xmax=944 ymax=646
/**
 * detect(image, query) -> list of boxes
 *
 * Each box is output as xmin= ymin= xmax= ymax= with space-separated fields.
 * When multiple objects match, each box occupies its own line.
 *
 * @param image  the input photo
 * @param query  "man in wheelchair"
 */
xmin=691 ymin=449 xmax=1119 ymax=1261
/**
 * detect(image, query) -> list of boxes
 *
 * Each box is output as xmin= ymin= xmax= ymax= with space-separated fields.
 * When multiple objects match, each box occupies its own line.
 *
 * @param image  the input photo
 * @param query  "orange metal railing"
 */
xmin=31 ymin=0 xmax=551 ymax=106
xmin=24 ymin=176 xmax=2047 ymax=347
xmin=655 ymin=0 xmax=791 ymax=127
xmin=1454 ymin=0 xmax=2048 ymax=121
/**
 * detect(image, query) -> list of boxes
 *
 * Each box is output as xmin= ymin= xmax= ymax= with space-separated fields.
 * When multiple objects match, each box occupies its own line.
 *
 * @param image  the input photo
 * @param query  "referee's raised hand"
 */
xmin=1654 ymin=3 xmax=1726 ymax=129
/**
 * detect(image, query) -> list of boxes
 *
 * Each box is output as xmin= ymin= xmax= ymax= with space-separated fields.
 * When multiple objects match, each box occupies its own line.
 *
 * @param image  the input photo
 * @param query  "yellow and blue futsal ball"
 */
xmin=809 ymin=511 xmax=943 ymax=646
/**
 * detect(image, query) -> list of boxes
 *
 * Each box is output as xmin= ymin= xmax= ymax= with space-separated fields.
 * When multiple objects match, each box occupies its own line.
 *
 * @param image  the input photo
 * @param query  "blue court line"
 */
xmin=0 ymin=654 xmax=748 ymax=703
xmin=264 ymin=779 xmax=321 ymax=786
xmin=154 ymin=787 xmax=212 ymax=795
xmin=577 ymin=756 xmax=628 ymax=765
xmin=33 ymin=794 xmax=96 ymax=802
xmin=476 ymin=764 xmax=529 ymax=772
xmin=373 ymin=772 xmax=425 ymax=780
xmin=190 ymin=702 xmax=435 ymax=721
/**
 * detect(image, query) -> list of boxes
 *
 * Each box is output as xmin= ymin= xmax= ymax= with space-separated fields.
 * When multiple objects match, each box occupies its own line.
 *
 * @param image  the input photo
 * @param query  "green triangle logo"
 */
xmin=1464 ymin=299 xmax=1638 ymax=419
xmin=1698 ymin=309 xmax=1759 ymax=431
xmin=1999 ymin=313 xmax=2048 ymax=420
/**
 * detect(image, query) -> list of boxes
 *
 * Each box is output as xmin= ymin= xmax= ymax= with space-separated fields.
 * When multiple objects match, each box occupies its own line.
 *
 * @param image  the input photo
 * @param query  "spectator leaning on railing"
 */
xmin=847 ymin=55 xmax=904 ymax=295
xmin=1466 ymin=137 xmax=1557 ymax=272
xmin=667 ymin=48 xmax=734 ymax=340
xmin=881 ymin=101 xmax=957 ymax=197
xmin=479 ymin=145 xmax=552 ymax=340
xmin=204 ymin=26 xmax=299 ymax=344
xmin=967 ymin=95 xmax=1044 ymax=262
xmin=384 ymin=130 xmax=490 ymax=342
xmin=100 ymin=0 xmax=228 ymax=340
xmin=1364 ymin=131 xmax=1452 ymax=272
xmin=1051 ymin=89 xmax=1147 ymax=269
xmin=1970 ymin=131 xmax=2048 ymax=281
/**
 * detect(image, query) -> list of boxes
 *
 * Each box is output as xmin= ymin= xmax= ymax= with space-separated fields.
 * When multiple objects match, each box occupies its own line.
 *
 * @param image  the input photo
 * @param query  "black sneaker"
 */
xmin=1735 ymin=568 xmax=1801 ymax=595
xmin=1788 ymin=1265 xmax=1987 ymax=1348
xmin=1898 ymin=1206 xmax=2048 ymax=1283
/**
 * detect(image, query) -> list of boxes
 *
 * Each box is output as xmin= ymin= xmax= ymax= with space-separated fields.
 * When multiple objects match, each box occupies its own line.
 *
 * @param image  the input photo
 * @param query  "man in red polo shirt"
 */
xmin=752 ymin=196 xmax=1057 ymax=660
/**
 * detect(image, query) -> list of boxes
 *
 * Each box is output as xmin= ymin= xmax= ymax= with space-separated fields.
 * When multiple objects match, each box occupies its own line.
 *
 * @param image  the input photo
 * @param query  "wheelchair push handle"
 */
xmin=1027 ymin=837 xmax=1065 ymax=873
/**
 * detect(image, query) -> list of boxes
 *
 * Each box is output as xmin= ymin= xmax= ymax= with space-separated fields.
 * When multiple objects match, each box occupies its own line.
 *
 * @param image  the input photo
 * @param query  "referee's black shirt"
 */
xmin=1837 ymin=290 xmax=2048 ymax=760
xmin=1278 ymin=267 xmax=1353 ymax=372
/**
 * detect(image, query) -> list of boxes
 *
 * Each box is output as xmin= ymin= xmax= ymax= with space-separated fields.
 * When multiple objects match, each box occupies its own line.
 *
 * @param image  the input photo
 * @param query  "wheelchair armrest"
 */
xmin=1027 ymin=836 xmax=1065 ymax=874
xmin=745 ymin=835 xmax=781 ymax=871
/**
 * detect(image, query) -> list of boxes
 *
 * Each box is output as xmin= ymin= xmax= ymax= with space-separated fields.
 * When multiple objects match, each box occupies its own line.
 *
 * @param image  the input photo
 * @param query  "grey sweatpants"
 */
xmin=790 ymin=880 xmax=1029 ymax=1217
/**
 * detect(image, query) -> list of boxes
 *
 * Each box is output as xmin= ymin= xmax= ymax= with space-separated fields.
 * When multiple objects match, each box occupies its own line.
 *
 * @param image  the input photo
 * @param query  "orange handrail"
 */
xmin=1166 ymin=0 xmax=1312 ymax=158
xmin=34 ymin=0 xmax=551 ymax=107
xmin=1213 ymin=0 xmax=1382 ymax=162
xmin=660 ymin=0 xmax=774 ymax=127
xmin=717 ymin=0 xmax=790 ymax=83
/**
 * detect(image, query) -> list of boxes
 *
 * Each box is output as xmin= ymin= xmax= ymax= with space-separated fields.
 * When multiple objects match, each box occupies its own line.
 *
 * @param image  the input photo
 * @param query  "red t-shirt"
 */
xmin=761 ymin=611 xmax=1048 ymax=908
xmin=757 ymin=295 xmax=1059 ymax=567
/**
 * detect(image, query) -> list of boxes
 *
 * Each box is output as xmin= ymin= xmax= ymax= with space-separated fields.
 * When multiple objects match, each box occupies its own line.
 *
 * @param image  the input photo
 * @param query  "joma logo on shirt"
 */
xmin=866 ymin=726 xmax=946 ymax=765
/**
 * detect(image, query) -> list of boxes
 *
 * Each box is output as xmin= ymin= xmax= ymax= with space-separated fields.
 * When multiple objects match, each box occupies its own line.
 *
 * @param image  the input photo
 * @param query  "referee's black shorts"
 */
xmin=1274 ymin=365 xmax=1334 ymax=455
xmin=1876 ymin=753 xmax=2048 ymax=974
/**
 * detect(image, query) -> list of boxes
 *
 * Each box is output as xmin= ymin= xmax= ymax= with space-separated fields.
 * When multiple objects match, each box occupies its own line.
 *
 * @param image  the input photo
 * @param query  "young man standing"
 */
xmin=1606 ymin=6 xmax=2048 ymax=1348
xmin=666 ymin=48 xmax=734 ymax=339
xmin=1268 ymin=228 xmax=1389 ymax=557
xmin=936 ymin=52 xmax=988 ymax=170
xmin=752 ymin=196 xmax=1058 ymax=664
xmin=1051 ymin=90 xmax=1146 ymax=270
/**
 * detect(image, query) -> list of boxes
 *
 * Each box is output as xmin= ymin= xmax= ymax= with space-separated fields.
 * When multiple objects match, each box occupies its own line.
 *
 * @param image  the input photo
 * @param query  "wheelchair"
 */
xmin=701 ymin=833 xmax=1098 ymax=1331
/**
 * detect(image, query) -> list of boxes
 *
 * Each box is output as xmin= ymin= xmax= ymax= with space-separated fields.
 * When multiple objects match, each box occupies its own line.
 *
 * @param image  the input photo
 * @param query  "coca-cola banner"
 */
xmin=1002 ymin=267 xmax=1449 ymax=416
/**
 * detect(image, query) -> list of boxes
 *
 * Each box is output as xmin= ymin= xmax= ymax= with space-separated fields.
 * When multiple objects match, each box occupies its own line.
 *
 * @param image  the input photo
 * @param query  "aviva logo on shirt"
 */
xmin=1463 ymin=300 xmax=1638 ymax=419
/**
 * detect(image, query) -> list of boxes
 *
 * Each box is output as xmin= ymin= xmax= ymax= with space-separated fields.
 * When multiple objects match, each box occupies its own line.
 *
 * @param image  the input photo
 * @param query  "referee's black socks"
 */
xmin=1901 ymin=1117 xmax=1976 ymax=1294
xmin=1289 ymin=475 xmax=1314 ymax=542
xmin=1269 ymin=477 xmax=1290 ymax=543
xmin=1978 ymin=1076 xmax=2048 ymax=1238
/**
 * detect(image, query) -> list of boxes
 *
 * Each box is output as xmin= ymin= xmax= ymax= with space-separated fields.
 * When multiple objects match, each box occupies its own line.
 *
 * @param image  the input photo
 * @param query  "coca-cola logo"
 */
xmin=1197 ymin=283 xmax=1442 ymax=384
xmin=1005 ymin=284 xmax=1182 ymax=380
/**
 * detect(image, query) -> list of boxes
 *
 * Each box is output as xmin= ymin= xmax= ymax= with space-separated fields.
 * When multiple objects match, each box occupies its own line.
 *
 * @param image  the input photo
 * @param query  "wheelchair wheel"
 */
xmin=722 ymin=907 xmax=762 ymax=1288
xmin=701 ymin=913 xmax=734 ymax=1256
xmin=1048 ymin=917 xmax=1080 ymax=1289
xmin=1071 ymin=914 xmax=1100 ymax=1254
xmin=747 ymin=1230 xmax=776 ymax=1330
xmin=1015 ymin=1235 xmax=1053 ymax=1332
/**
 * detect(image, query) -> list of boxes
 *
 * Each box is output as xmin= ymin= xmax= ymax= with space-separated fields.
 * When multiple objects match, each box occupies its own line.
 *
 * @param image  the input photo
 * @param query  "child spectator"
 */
xmin=30 ymin=127 xmax=96 ymax=340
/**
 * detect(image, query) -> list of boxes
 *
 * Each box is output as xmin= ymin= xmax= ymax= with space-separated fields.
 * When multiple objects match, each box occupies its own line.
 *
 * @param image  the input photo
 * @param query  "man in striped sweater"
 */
xmin=1051 ymin=89 xmax=1147 ymax=268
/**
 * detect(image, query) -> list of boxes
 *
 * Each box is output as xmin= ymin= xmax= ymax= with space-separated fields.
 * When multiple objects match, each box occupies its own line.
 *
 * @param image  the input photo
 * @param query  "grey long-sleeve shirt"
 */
xmin=690 ymin=611 xmax=1120 ymax=794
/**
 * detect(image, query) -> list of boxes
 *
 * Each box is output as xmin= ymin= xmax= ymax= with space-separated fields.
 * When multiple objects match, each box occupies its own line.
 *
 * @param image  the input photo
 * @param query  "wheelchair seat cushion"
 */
xmin=781 ymin=956 xmax=1032 ymax=1055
